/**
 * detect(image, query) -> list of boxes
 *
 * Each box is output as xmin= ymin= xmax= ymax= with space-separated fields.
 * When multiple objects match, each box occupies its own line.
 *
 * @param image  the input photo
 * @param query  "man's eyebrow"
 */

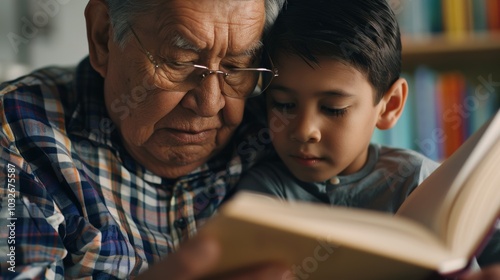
xmin=168 ymin=33 xmax=263 ymax=57
xmin=169 ymin=33 xmax=201 ymax=52
xmin=241 ymin=40 xmax=263 ymax=57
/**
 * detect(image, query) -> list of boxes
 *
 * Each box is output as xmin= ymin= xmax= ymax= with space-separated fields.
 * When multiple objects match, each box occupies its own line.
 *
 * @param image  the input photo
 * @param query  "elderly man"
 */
xmin=0 ymin=0 xmax=286 ymax=278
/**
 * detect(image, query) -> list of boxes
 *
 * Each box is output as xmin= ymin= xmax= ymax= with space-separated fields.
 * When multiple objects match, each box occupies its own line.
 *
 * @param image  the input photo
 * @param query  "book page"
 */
xmin=396 ymin=110 xmax=500 ymax=246
xmin=447 ymin=132 xmax=500 ymax=255
xmin=197 ymin=192 xmax=463 ymax=279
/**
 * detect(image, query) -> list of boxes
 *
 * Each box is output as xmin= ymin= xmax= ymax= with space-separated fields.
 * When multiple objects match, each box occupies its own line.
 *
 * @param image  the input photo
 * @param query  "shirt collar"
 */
xmin=317 ymin=144 xmax=379 ymax=187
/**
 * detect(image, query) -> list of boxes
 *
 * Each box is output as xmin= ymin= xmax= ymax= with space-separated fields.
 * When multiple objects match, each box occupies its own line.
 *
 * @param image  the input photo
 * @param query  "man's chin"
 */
xmin=156 ymin=163 xmax=206 ymax=179
xmin=144 ymin=146 xmax=216 ymax=177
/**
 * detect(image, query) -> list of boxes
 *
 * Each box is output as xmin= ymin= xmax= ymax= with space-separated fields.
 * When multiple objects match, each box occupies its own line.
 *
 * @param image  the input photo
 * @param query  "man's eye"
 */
xmin=166 ymin=61 xmax=194 ymax=70
xmin=169 ymin=61 xmax=192 ymax=66
xmin=223 ymin=63 xmax=250 ymax=71
xmin=222 ymin=57 xmax=256 ymax=70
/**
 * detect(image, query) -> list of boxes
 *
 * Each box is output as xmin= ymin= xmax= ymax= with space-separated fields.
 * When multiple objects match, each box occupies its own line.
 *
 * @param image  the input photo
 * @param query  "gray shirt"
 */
xmin=237 ymin=144 xmax=440 ymax=213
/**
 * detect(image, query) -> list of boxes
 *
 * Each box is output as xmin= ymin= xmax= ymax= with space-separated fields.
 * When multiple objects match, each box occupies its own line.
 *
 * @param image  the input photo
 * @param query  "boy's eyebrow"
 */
xmin=268 ymin=85 xmax=355 ymax=98
xmin=322 ymin=90 xmax=355 ymax=98
xmin=266 ymin=85 xmax=296 ymax=95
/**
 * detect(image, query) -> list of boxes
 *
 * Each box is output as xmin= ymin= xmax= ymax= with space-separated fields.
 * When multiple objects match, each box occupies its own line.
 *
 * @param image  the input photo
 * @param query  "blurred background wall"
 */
xmin=0 ymin=0 xmax=88 ymax=82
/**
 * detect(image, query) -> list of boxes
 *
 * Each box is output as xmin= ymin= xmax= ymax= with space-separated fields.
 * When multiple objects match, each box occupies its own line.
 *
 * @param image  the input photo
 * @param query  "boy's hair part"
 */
xmin=265 ymin=0 xmax=402 ymax=104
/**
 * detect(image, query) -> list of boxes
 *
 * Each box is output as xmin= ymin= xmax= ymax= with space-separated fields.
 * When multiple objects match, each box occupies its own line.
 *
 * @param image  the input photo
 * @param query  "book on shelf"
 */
xmin=191 ymin=110 xmax=500 ymax=280
xmin=373 ymin=66 xmax=499 ymax=161
xmin=392 ymin=0 xmax=500 ymax=160
xmin=436 ymin=72 xmax=468 ymax=159
xmin=471 ymin=84 xmax=499 ymax=137
xmin=397 ymin=0 xmax=500 ymax=39
xmin=472 ymin=0 xmax=488 ymax=32
xmin=414 ymin=66 xmax=440 ymax=161
xmin=396 ymin=0 xmax=433 ymax=38
xmin=443 ymin=0 xmax=468 ymax=40
xmin=487 ymin=0 xmax=500 ymax=31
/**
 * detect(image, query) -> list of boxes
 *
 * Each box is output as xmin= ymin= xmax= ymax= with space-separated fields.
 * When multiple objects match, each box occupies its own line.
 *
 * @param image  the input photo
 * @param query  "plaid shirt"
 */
xmin=0 ymin=57 xmax=268 ymax=279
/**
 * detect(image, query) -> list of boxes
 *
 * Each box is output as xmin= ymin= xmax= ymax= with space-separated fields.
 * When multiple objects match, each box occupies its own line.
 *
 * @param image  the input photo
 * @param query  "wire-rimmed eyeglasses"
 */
xmin=129 ymin=26 xmax=278 ymax=99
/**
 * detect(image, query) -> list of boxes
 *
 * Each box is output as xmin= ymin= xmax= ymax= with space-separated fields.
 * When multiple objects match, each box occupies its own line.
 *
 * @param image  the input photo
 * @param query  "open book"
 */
xmin=197 ymin=110 xmax=500 ymax=280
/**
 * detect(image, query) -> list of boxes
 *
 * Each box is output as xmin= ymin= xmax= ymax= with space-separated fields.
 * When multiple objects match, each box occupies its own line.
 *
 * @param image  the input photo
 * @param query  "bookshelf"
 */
xmin=401 ymin=33 xmax=500 ymax=70
xmin=372 ymin=0 xmax=500 ymax=162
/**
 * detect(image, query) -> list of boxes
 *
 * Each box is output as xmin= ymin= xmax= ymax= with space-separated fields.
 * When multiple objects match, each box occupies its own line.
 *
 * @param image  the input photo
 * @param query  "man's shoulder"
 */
xmin=0 ymin=65 xmax=77 ymax=114
xmin=1 ymin=65 xmax=76 ymax=92
xmin=0 ymin=64 xmax=81 ymax=153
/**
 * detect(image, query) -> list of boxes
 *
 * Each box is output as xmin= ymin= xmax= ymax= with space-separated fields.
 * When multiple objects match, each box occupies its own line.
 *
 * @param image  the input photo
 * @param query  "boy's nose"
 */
xmin=290 ymin=114 xmax=321 ymax=143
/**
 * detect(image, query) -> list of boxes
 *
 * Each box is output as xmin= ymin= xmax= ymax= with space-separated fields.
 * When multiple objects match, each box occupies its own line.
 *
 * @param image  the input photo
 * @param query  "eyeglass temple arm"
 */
xmin=128 ymin=24 xmax=157 ymax=65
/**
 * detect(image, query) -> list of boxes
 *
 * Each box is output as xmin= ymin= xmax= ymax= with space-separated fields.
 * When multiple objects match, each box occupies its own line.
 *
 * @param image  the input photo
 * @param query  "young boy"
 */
xmin=237 ymin=0 xmax=440 ymax=214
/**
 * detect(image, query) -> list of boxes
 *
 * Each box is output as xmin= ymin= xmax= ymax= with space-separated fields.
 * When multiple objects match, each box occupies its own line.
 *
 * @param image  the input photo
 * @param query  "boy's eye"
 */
xmin=322 ymin=106 xmax=348 ymax=117
xmin=271 ymin=100 xmax=295 ymax=111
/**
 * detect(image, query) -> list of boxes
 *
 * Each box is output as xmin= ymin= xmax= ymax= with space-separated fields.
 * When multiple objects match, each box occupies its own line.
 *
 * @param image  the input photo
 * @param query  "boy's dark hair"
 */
xmin=265 ymin=0 xmax=402 ymax=103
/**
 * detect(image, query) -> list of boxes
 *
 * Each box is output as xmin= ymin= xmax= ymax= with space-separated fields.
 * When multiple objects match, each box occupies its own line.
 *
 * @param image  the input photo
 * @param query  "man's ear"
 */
xmin=376 ymin=78 xmax=408 ymax=130
xmin=85 ymin=0 xmax=111 ymax=78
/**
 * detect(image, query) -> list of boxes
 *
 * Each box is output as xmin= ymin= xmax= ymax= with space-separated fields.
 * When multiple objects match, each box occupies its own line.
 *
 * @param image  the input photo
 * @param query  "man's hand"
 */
xmin=136 ymin=236 xmax=289 ymax=280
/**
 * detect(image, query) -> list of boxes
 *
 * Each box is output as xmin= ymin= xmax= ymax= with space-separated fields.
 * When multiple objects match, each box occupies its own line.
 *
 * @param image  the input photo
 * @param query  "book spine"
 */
xmin=414 ymin=67 xmax=440 ymax=161
xmin=487 ymin=0 xmax=500 ymax=31
xmin=437 ymin=74 xmax=460 ymax=159
xmin=464 ymin=0 xmax=475 ymax=34
xmin=429 ymin=0 xmax=444 ymax=34
xmin=443 ymin=0 xmax=468 ymax=40
xmin=470 ymin=86 xmax=499 ymax=134
xmin=473 ymin=0 xmax=489 ymax=32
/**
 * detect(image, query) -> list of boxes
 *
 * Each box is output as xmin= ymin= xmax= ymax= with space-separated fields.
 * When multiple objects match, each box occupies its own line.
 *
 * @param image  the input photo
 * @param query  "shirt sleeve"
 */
xmin=1 ymin=139 xmax=67 ymax=279
xmin=416 ymin=156 xmax=441 ymax=185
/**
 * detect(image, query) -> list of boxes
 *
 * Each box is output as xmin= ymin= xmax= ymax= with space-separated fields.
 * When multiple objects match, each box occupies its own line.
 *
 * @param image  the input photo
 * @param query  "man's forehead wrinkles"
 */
xmin=228 ymin=16 xmax=265 ymax=56
xmin=152 ymin=5 xmax=264 ymax=57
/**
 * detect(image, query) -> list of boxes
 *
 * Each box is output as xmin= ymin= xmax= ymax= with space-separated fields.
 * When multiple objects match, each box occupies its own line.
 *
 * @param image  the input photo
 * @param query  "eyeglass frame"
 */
xmin=128 ymin=25 xmax=279 ymax=99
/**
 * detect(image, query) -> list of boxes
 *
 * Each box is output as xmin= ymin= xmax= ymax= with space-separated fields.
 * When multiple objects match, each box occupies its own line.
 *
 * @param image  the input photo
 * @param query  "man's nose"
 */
xmin=181 ymin=73 xmax=226 ymax=117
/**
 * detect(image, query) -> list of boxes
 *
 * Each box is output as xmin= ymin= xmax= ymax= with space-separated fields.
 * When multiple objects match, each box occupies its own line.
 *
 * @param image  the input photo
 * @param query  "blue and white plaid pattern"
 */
xmin=0 ymin=57 xmax=266 ymax=279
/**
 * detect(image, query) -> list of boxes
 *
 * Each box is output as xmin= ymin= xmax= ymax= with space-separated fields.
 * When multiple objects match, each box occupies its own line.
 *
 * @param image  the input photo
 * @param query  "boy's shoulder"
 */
xmin=376 ymin=144 xmax=439 ymax=165
xmin=373 ymin=144 xmax=441 ymax=182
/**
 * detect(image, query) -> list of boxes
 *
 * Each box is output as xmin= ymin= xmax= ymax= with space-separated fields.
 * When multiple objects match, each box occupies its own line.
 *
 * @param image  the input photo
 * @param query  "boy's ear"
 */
xmin=376 ymin=78 xmax=408 ymax=130
xmin=85 ymin=0 xmax=111 ymax=78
